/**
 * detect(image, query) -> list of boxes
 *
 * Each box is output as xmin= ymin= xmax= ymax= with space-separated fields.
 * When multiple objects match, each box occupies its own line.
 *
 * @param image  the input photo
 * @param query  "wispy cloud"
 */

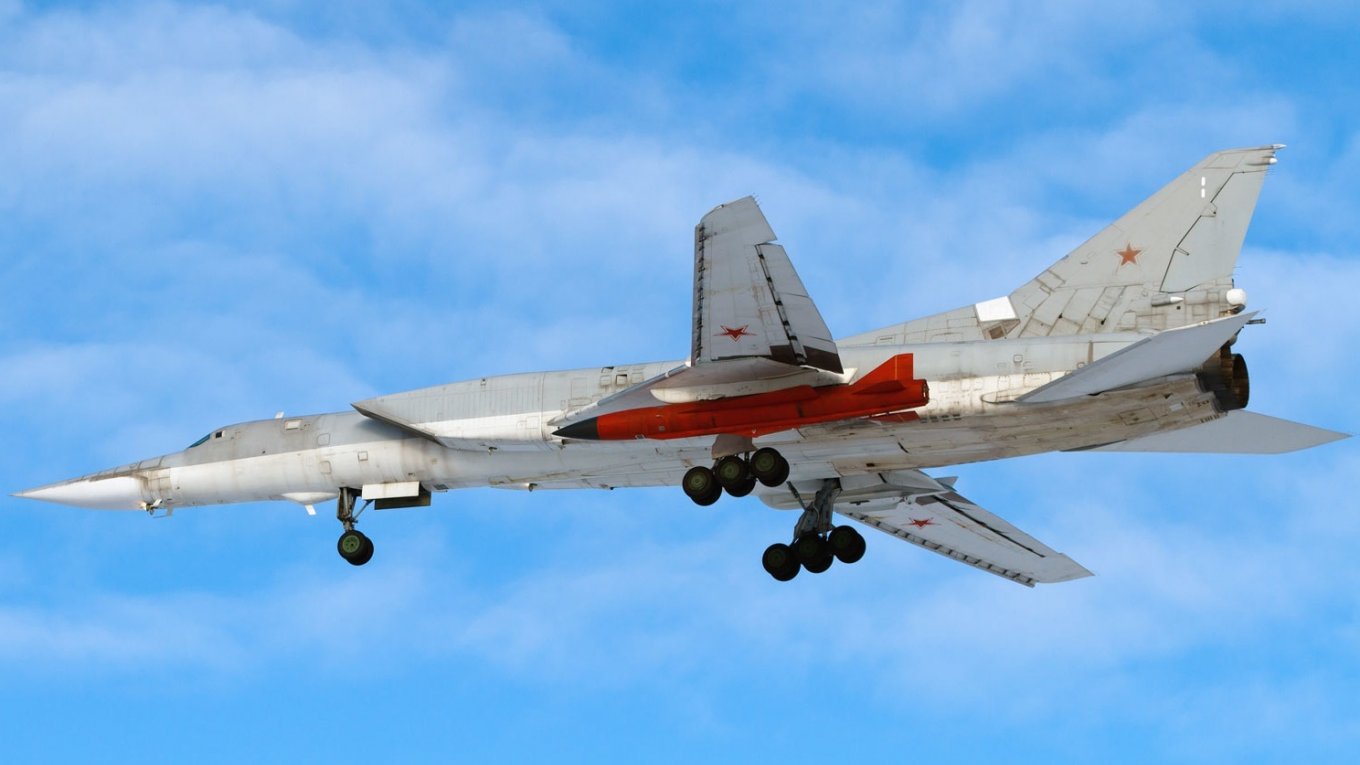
xmin=1 ymin=2 xmax=1357 ymax=761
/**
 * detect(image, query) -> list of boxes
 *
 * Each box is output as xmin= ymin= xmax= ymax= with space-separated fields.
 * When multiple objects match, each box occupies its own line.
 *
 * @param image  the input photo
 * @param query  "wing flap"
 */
xmin=1019 ymin=312 xmax=1254 ymax=403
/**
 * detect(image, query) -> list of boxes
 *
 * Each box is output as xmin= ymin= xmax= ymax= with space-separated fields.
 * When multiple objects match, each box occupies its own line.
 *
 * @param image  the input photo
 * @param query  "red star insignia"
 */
xmin=908 ymin=518 xmax=934 ymax=529
xmin=719 ymin=325 xmax=753 ymax=341
xmin=1116 ymin=243 xmax=1142 ymax=265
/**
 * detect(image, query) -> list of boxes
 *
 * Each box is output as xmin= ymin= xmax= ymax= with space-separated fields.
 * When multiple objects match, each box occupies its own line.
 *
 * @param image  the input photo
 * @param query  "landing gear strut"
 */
xmin=760 ymin=478 xmax=866 ymax=582
xmin=674 ymin=449 xmax=863 ymax=580
xmin=335 ymin=487 xmax=374 ymax=566
xmin=681 ymin=448 xmax=790 ymax=506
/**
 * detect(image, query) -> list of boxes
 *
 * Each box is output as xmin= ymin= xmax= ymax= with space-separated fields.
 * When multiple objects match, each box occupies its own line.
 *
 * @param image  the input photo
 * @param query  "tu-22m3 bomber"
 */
xmin=15 ymin=145 xmax=1348 ymax=585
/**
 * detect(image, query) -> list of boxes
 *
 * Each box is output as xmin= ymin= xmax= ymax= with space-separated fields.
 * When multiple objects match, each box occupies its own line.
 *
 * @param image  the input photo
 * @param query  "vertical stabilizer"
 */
xmin=1004 ymin=144 xmax=1279 ymax=337
xmin=841 ymin=145 xmax=1281 ymax=347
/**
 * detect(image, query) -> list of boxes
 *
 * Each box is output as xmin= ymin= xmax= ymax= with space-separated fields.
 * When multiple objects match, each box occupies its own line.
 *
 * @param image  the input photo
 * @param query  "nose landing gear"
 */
xmin=335 ymin=487 xmax=375 ymax=566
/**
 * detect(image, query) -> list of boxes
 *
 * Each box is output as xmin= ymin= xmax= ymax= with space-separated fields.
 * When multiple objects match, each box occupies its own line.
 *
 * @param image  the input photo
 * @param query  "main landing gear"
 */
xmin=681 ymin=447 xmax=790 ymax=506
xmin=760 ymin=479 xmax=866 ymax=582
xmin=335 ymin=487 xmax=374 ymax=566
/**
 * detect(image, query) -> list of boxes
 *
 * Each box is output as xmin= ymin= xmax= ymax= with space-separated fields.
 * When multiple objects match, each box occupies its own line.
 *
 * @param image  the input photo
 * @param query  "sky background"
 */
xmin=2 ymin=1 xmax=1359 ymax=762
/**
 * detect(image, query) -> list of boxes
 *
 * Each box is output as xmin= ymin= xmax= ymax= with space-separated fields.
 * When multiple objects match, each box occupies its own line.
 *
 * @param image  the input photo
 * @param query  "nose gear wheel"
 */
xmin=338 ymin=528 xmax=374 ymax=566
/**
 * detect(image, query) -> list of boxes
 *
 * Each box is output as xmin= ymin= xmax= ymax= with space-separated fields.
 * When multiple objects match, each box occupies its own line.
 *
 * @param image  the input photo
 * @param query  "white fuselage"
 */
xmin=18 ymin=332 xmax=1225 ymax=512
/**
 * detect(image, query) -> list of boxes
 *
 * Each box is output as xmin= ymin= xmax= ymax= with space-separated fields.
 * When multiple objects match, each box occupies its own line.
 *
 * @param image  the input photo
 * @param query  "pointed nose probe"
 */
xmin=12 ymin=474 xmax=148 ymax=510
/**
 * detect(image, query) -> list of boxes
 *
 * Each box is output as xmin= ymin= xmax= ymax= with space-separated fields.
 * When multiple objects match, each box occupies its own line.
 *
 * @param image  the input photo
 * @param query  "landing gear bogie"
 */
xmin=760 ymin=478 xmax=869 ymax=582
xmin=683 ymin=448 xmax=788 ymax=505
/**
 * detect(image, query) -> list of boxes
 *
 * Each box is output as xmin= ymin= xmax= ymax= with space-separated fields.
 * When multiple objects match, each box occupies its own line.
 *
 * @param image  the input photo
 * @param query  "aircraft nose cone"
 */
xmin=13 ymin=474 xmax=147 ymax=510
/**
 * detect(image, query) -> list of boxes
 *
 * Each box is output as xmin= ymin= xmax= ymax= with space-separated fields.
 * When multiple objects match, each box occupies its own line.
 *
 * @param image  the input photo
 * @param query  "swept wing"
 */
xmin=692 ymin=196 xmax=842 ymax=373
xmin=764 ymin=471 xmax=1092 ymax=586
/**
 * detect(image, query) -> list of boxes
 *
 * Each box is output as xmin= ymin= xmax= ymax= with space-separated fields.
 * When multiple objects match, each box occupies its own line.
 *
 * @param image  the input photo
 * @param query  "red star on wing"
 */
xmin=719 ymin=325 xmax=753 ymax=341
xmin=1116 ymin=243 xmax=1142 ymax=265
xmin=908 ymin=518 xmax=934 ymax=529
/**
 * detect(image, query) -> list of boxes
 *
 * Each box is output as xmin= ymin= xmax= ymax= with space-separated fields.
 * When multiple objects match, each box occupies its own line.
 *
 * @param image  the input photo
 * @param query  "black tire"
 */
xmin=828 ymin=525 xmax=866 ymax=564
xmin=725 ymin=475 xmax=757 ymax=497
xmin=750 ymin=448 xmax=790 ymax=487
xmin=762 ymin=543 xmax=799 ymax=582
xmin=794 ymin=534 xmax=834 ymax=574
xmin=768 ymin=456 xmax=790 ymax=487
xmin=354 ymin=533 xmax=375 ymax=565
xmin=337 ymin=529 xmax=370 ymax=565
xmin=695 ymin=481 xmax=723 ymax=506
xmin=714 ymin=455 xmax=750 ymax=489
xmin=682 ymin=466 xmax=718 ymax=503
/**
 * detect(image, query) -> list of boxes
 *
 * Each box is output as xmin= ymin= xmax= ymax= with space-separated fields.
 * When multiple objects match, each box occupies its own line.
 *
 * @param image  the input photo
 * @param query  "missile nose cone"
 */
xmin=553 ymin=419 xmax=600 ymax=440
xmin=12 ymin=474 xmax=147 ymax=510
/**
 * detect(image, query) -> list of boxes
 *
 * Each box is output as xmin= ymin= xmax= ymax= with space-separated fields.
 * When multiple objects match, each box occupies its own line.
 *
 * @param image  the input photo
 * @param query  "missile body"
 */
xmin=554 ymin=354 xmax=928 ymax=441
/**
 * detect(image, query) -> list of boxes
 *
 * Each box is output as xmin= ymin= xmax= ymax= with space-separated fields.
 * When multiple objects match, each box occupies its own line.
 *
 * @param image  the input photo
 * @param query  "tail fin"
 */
xmin=842 ymin=145 xmax=1281 ymax=346
xmin=1004 ymin=144 xmax=1280 ymax=337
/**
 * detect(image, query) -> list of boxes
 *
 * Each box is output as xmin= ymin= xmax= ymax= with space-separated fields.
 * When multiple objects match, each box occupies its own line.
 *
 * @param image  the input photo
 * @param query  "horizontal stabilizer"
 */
xmin=1089 ymin=410 xmax=1349 ymax=454
xmin=1020 ymin=312 xmax=1254 ymax=404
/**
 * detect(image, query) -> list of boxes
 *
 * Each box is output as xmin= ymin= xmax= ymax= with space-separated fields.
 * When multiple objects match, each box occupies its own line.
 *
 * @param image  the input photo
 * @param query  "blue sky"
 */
xmin=3 ymin=1 xmax=1359 ymax=762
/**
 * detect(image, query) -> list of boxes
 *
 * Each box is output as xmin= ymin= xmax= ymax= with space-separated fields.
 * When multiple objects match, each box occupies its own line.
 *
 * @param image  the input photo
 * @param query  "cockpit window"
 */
xmin=187 ymin=429 xmax=227 ymax=449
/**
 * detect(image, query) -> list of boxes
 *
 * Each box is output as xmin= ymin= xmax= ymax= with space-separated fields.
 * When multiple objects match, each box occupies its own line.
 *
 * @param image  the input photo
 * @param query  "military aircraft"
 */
xmin=15 ymin=144 xmax=1348 ymax=585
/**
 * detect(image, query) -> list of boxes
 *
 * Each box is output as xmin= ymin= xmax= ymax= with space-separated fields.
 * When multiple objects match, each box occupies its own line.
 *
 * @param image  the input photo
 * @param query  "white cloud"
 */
xmin=1 ymin=3 xmax=1357 ymax=758
xmin=5 ymin=451 xmax=1356 ymax=717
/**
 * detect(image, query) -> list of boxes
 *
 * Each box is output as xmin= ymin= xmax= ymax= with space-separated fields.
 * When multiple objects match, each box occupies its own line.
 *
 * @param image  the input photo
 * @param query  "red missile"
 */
xmin=554 ymin=353 xmax=928 ymax=441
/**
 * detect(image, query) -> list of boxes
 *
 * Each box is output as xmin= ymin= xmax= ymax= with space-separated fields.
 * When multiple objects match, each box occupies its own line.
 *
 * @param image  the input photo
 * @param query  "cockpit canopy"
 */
xmin=187 ymin=429 xmax=227 ymax=449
